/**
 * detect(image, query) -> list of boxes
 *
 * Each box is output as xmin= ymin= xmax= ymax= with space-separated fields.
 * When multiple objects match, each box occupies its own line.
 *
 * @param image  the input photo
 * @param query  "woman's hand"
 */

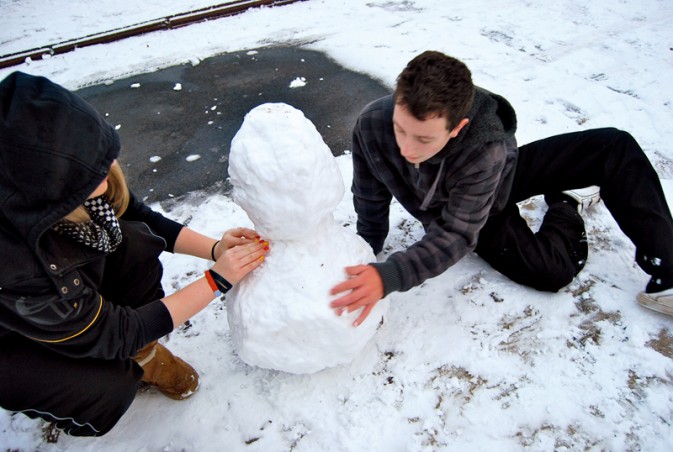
xmin=211 ymin=239 xmax=269 ymax=285
xmin=163 ymin=228 xmax=269 ymax=328
xmin=212 ymin=227 xmax=262 ymax=260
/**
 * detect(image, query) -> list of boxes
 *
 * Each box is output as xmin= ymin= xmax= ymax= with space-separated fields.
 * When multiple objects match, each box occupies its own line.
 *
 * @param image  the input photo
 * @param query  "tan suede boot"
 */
xmin=133 ymin=341 xmax=199 ymax=400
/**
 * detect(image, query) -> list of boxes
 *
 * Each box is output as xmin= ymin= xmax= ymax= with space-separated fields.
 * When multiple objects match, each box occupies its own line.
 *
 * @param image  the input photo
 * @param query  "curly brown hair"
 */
xmin=393 ymin=51 xmax=475 ymax=130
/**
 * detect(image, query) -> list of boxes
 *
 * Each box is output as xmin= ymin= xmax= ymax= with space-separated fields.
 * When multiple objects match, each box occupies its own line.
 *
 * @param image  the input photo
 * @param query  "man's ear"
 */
xmin=449 ymin=118 xmax=469 ymax=138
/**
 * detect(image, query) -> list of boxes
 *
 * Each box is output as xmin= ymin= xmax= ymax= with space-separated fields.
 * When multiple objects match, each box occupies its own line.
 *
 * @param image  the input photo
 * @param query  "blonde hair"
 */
xmin=64 ymin=161 xmax=130 ymax=223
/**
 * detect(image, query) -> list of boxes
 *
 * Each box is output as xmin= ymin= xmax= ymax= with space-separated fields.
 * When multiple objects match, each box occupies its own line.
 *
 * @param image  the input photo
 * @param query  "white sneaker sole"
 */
xmin=636 ymin=292 xmax=673 ymax=316
xmin=563 ymin=186 xmax=601 ymax=213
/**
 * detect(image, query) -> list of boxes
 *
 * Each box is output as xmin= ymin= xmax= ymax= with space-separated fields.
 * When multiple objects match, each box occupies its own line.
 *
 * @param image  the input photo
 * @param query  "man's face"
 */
xmin=392 ymin=103 xmax=466 ymax=164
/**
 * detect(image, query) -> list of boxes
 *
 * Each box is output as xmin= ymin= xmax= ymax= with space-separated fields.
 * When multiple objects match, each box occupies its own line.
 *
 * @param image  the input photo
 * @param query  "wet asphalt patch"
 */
xmin=77 ymin=46 xmax=389 ymax=205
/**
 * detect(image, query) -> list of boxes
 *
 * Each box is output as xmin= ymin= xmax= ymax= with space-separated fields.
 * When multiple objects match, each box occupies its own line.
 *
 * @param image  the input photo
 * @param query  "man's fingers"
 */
xmin=330 ymin=295 xmax=353 ymax=309
xmin=339 ymin=287 xmax=373 ymax=313
xmin=345 ymin=293 xmax=367 ymax=312
xmin=336 ymin=294 xmax=377 ymax=326
xmin=330 ymin=279 xmax=358 ymax=296
xmin=344 ymin=264 xmax=369 ymax=277
xmin=330 ymin=285 xmax=362 ymax=308
xmin=353 ymin=303 xmax=375 ymax=327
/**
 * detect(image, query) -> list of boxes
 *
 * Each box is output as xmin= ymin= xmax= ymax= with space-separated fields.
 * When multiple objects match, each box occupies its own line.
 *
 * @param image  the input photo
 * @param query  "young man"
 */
xmin=330 ymin=50 xmax=673 ymax=325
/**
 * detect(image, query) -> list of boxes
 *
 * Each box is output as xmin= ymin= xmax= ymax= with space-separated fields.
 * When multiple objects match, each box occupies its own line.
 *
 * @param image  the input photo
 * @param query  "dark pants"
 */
xmin=476 ymin=128 xmax=673 ymax=292
xmin=0 ymin=333 xmax=143 ymax=436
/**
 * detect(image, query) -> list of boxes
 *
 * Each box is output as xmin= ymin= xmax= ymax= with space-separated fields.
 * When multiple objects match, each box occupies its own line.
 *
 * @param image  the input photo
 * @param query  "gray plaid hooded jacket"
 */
xmin=351 ymin=87 xmax=518 ymax=295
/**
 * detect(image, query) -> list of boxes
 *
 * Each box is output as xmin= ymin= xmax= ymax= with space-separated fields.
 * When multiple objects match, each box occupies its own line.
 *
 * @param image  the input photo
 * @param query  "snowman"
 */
xmin=226 ymin=102 xmax=388 ymax=374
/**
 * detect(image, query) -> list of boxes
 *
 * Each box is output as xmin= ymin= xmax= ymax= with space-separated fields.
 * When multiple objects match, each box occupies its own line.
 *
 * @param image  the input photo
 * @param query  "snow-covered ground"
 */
xmin=2 ymin=1 xmax=673 ymax=450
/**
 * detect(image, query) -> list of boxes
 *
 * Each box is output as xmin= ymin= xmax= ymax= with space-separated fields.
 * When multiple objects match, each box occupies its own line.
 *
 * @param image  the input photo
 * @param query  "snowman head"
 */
xmin=229 ymin=103 xmax=345 ymax=240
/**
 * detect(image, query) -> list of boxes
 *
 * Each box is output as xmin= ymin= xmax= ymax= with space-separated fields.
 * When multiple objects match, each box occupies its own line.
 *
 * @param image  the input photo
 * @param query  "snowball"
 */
xmin=289 ymin=77 xmax=307 ymax=88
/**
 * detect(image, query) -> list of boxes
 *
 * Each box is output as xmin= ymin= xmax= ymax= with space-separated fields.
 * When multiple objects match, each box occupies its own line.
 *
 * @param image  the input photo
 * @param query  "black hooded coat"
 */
xmin=0 ymin=72 xmax=177 ymax=360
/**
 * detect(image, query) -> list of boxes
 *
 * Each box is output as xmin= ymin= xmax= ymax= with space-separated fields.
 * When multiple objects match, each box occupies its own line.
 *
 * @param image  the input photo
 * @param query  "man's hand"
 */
xmin=330 ymin=265 xmax=384 ymax=327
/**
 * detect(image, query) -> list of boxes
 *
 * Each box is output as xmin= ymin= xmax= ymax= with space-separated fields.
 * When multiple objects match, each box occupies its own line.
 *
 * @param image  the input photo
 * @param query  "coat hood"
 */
xmin=428 ymin=86 xmax=517 ymax=164
xmin=0 ymin=71 xmax=120 ymax=248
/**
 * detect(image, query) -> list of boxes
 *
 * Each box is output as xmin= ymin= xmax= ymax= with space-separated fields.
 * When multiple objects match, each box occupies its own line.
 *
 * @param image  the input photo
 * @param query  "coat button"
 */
xmin=73 ymin=278 xmax=81 ymax=286
xmin=61 ymin=286 xmax=68 ymax=294
xmin=50 ymin=264 xmax=58 ymax=270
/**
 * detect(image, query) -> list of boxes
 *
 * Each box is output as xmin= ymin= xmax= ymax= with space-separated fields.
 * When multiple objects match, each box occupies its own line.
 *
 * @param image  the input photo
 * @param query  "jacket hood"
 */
xmin=428 ymin=86 xmax=517 ymax=164
xmin=0 ymin=71 xmax=120 ymax=248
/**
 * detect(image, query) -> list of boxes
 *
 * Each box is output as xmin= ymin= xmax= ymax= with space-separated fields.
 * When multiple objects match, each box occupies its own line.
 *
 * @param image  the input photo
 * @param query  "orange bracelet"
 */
xmin=209 ymin=269 xmax=233 ymax=292
xmin=204 ymin=270 xmax=222 ymax=297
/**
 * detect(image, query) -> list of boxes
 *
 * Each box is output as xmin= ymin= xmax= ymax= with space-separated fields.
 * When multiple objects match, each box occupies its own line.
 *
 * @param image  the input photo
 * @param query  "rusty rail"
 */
xmin=0 ymin=0 xmax=305 ymax=69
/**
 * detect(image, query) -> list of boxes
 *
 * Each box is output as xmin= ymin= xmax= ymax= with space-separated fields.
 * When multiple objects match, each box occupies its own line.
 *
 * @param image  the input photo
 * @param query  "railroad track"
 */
xmin=0 ymin=0 xmax=305 ymax=69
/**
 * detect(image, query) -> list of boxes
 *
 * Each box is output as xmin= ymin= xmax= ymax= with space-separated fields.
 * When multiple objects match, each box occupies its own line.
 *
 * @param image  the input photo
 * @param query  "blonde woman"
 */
xmin=0 ymin=72 xmax=268 ymax=436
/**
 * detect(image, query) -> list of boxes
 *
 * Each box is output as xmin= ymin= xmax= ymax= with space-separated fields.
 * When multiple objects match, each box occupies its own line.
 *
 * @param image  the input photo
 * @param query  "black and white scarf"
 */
xmin=52 ymin=195 xmax=122 ymax=253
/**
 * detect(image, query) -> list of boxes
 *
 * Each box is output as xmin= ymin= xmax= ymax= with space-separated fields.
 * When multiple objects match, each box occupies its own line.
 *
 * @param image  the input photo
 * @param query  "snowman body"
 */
xmin=227 ymin=103 xmax=388 ymax=374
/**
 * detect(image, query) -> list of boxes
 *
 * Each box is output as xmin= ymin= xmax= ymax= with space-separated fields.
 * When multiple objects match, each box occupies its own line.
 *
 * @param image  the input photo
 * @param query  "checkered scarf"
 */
xmin=52 ymin=195 xmax=122 ymax=252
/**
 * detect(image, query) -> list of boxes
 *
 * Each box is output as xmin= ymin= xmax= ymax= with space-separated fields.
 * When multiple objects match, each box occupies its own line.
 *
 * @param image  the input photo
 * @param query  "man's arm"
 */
xmin=332 ymin=141 xmax=509 ymax=325
xmin=379 ymin=141 xmax=509 ymax=293
xmin=351 ymin=117 xmax=393 ymax=254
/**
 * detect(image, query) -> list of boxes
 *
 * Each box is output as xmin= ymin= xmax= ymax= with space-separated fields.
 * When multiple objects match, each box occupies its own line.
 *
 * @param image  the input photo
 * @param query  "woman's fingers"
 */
xmin=236 ymin=241 xmax=266 ymax=267
xmin=222 ymin=228 xmax=267 ymax=249
xmin=214 ymin=240 xmax=268 ymax=284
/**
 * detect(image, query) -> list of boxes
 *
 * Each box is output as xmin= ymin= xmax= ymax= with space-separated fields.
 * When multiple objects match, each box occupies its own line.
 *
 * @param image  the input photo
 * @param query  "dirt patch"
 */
xmin=646 ymin=328 xmax=673 ymax=359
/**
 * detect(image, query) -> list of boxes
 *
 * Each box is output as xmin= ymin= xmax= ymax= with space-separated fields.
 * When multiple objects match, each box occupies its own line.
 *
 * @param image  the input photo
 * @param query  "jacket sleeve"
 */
xmin=0 ymin=213 xmax=175 ymax=359
xmin=351 ymin=116 xmax=393 ymax=254
xmin=374 ymin=141 xmax=508 ymax=295
xmin=0 ymin=271 xmax=174 ymax=360
xmin=122 ymin=192 xmax=184 ymax=252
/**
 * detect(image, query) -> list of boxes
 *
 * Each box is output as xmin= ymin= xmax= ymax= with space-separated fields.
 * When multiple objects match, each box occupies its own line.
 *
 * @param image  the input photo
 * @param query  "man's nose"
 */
xmin=397 ymin=136 xmax=412 ymax=156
